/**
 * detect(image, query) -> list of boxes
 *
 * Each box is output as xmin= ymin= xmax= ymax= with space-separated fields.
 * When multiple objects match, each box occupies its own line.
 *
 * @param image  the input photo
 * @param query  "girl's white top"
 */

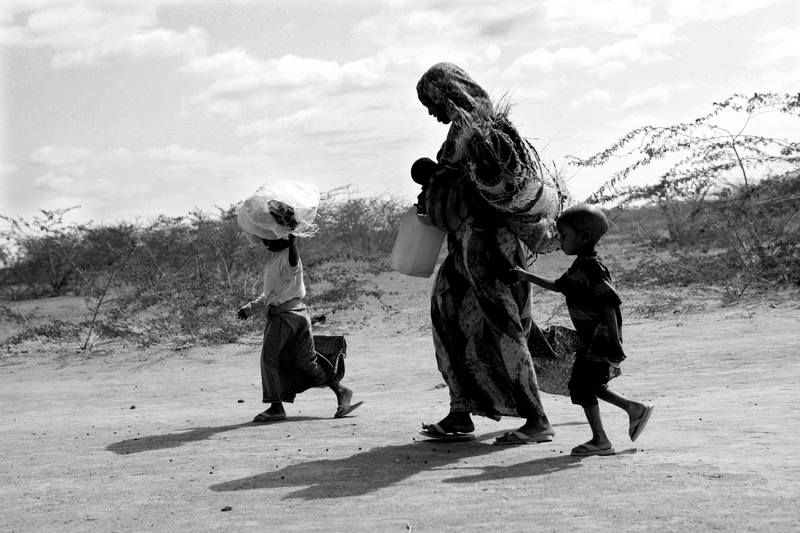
xmin=244 ymin=248 xmax=305 ymax=314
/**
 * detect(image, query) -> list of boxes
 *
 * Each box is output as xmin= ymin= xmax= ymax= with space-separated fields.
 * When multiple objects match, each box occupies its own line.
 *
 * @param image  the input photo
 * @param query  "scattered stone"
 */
xmin=130 ymin=405 xmax=136 ymax=409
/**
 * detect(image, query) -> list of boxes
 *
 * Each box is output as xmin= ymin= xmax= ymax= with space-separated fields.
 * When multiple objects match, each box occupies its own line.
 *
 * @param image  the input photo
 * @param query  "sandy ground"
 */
xmin=2 ymin=267 xmax=800 ymax=532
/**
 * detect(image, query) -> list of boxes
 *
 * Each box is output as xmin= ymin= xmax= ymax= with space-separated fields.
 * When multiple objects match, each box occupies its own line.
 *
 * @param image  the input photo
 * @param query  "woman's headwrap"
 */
xmin=416 ymin=62 xmax=493 ymax=120
xmin=417 ymin=63 xmax=494 ymax=166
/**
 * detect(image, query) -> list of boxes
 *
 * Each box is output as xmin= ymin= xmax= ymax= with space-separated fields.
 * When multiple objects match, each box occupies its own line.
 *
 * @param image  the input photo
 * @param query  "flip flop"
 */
xmin=493 ymin=429 xmax=555 ymax=445
xmin=334 ymin=401 xmax=364 ymax=418
xmin=418 ymin=423 xmax=475 ymax=442
xmin=571 ymin=443 xmax=615 ymax=457
xmin=252 ymin=412 xmax=287 ymax=423
xmin=629 ymin=404 xmax=654 ymax=441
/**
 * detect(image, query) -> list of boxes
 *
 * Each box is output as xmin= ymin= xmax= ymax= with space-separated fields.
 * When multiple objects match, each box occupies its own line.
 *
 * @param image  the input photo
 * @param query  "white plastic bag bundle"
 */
xmin=237 ymin=180 xmax=320 ymax=242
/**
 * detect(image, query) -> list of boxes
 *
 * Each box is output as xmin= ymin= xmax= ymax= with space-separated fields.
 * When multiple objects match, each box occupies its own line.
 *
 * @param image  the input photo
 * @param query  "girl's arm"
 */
xmin=288 ymin=234 xmax=299 ymax=267
xmin=510 ymin=266 xmax=558 ymax=292
xmin=237 ymin=293 xmax=266 ymax=320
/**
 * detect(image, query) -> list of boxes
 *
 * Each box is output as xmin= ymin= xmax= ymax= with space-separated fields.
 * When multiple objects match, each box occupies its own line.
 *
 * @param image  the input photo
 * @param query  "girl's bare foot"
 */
xmin=333 ymin=386 xmax=363 ymax=418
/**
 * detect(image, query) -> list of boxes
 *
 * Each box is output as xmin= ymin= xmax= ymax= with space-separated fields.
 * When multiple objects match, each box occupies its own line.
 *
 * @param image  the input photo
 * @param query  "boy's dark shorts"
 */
xmin=568 ymin=349 xmax=621 ymax=407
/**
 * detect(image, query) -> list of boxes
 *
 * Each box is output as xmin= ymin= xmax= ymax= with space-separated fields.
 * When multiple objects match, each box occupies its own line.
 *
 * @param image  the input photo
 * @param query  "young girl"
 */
xmin=237 ymin=232 xmax=363 ymax=422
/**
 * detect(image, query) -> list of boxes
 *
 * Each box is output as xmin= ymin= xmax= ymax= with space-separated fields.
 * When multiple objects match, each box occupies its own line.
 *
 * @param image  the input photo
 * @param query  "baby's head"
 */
xmin=556 ymin=203 xmax=609 ymax=252
xmin=411 ymin=157 xmax=438 ymax=185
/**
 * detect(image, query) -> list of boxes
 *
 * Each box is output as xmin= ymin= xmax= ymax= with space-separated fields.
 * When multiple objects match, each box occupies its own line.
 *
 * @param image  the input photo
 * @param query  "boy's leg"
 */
xmin=568 ymin=357 xmax=615 ymax=455
xmin=595 ymin=386 xmax=652 ymax=432
xmin=582 ymin=404 xmax=611 ymax=448
xmin=569 ymin=402 xmax=615 ymax=455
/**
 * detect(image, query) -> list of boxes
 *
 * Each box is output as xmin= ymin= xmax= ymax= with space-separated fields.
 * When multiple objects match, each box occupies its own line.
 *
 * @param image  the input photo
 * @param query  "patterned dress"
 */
xmin=417 ymin=63 xmax=562 ymax=422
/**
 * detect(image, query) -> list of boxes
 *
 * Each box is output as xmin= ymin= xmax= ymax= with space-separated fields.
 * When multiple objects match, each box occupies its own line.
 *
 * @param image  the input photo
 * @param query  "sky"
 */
xmin=1 ymin=0 xmax=799 ymax=226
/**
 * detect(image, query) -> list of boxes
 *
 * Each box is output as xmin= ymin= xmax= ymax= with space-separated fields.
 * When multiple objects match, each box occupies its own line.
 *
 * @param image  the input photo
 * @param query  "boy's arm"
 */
xmin=509 ymin=266 xmax=558 ymax=292
xmin=601 ymin=306 xmax=625 ymax=362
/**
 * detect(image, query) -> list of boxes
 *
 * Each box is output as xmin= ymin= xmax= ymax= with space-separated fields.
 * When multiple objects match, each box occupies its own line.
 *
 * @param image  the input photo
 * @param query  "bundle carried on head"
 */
xmin=461 ymin=102 xmax=572 ymax=253
xmin=237 ymin=180 xmax=320 ymax=244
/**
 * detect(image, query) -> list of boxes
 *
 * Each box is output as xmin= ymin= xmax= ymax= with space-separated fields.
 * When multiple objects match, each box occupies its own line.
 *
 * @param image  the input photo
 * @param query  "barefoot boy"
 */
xmin=511 ymin=203 xmax=653 ymax=456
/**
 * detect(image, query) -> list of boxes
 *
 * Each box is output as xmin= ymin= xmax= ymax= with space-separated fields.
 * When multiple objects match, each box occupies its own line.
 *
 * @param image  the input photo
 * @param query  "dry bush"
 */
xmin=572 ymin=93 xmax=800 ymax=293
xmin=1 ymin=192 xmax=410 ymax=348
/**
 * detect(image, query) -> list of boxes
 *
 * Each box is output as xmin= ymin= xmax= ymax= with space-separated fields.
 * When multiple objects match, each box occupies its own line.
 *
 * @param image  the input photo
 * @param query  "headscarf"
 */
xmin=416 ymin=62 xmax=493 ymax=120
xmin=416 ymin=63 xmax=494 ymax=166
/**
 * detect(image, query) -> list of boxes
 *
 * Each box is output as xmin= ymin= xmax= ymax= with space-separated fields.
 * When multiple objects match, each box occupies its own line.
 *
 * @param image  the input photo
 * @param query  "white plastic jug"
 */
xmin=391 ymin=206 xmax=446 ymax=277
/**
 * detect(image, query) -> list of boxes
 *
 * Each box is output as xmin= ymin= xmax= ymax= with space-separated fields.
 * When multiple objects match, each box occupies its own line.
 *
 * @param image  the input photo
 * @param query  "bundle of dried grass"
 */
xmin=459 ymin=99 xmax=571 ymax=252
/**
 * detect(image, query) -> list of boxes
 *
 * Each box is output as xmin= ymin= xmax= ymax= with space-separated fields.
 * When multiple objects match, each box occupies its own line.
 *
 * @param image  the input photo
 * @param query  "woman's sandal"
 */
xmin=252 ymin=411 xmax=287 ymax=423
xmin=418 ymin=422 xmax=475 ymax=441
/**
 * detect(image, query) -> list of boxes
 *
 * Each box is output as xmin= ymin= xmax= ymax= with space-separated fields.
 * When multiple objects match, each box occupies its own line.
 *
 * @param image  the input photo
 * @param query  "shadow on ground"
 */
xmin=443 ymin=448 xmax=637 ymax=484
xmin=209 ymin=433 xmax=583 ymax=500
xmin=106 ymin=417 xmax=325 ymax=454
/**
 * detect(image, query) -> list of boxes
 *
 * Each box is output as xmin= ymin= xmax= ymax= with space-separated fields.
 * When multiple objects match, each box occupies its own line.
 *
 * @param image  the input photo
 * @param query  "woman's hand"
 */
xmin=236 ymin=307 xmax=249 ymax=321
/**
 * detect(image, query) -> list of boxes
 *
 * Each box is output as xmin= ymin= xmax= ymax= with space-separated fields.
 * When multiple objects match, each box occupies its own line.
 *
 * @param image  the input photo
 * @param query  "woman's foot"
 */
xmin=516 ymin=418 xmax=556 ymax=439
xmin=422 ymin=410 xmax=474 ymax=434
xmin=253 ymin=403 xmax=286 ymax=423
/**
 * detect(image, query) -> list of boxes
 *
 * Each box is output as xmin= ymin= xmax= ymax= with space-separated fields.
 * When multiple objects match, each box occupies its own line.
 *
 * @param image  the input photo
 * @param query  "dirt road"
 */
xmin=2 ymin=279 xmax=799 ymax=531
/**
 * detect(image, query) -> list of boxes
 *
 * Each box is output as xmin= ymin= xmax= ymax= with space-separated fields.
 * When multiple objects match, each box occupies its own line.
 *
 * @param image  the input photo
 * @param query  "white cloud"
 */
xmin=752 ymin=26 xmax=800 ymax=66
xmin=179 ymin=47 xmax=262 ymax=78
xmin=187 ymin=52 xmax=397 ymax=117
xmin=620 ymin=83 xmax=693 ymax=111
xmin=542 ymin=0 xmax=653 ymax=31
xmin=665 ymin=0 xmax=788 ymax=24
xmin=34 ymin=171 xmax=75 ymax=190
xmin=238 ymin=108 xmax=357 ymax=138
xmin=29 ymin=145 xmax=93 ymax=166
xmin=0 ymin=163 xmax=19 ymax=175
xmin=3 ymin=3 xmax=208 ymax=68
xmin=505 ymin=24 xmax=677 ymax=79
xmin=143 ymin=143 xmax=276 ymax=186
xmin=28 ymin=145 xmax=133 ymax=168
xmin=52 ymin=26 xmax=208 ymax=68
xmin=570 ymin=88 xmax=612 ymax=109
xmin=146 ymin=144 xmax=213 ymax=165
xmin=620 ymin=87 xmax=672 ymax=110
